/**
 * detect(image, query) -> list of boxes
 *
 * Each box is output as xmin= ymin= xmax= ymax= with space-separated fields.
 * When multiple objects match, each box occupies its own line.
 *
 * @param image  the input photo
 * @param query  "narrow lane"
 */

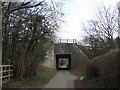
xmin=44 ymin=71 xmax=76 ymax=88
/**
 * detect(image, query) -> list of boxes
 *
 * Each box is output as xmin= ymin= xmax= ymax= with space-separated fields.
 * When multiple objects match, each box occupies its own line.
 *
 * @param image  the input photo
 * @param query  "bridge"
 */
xmin=44 ymin=39 xmax=90 ymax=70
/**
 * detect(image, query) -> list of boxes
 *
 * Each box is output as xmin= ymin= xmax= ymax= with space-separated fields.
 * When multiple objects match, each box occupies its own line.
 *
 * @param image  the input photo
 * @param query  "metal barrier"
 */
xmin=0 ymin=65 xmax=13 ymax=84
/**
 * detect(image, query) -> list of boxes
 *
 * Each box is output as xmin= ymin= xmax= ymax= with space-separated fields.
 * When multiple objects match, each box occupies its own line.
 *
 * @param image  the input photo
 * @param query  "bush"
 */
xmin=85 ymin=49 xmax=119 ymax=88
xmin=86 ymin=62 xmax=99 ymax=79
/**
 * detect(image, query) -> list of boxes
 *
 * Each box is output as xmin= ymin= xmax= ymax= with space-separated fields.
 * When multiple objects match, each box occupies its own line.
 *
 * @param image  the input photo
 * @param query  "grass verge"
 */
xmin=3 ymin=67 xmax=57 ymax=88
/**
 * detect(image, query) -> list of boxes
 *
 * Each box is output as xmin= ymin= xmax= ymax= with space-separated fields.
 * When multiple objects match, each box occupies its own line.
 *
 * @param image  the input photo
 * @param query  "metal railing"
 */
xmin=54 ymin=39 xmax=81 ymax=45
xmin=0 ymin=65 xmax=13 ymax=84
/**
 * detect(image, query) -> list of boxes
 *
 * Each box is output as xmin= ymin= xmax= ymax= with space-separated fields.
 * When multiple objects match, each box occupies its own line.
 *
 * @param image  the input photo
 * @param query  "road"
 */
xmin=44 ymin=71 xmax=76 ymax=88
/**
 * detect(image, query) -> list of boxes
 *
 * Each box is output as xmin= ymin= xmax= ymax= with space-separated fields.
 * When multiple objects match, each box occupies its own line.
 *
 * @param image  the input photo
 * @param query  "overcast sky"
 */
xmin=2 ymin=0 xmax=120 ymax=41
xmin=56 ymin=0 xmax=120 ymax=41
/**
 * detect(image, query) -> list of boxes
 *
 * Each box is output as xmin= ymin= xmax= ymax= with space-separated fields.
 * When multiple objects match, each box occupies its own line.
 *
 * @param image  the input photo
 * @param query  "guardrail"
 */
xmin=0 ymin=65 xmax=13 ymax=84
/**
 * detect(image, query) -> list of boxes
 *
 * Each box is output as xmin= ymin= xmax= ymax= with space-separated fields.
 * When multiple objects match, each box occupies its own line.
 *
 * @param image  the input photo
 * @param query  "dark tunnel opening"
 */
xmin=56 ymin=54 xmax=71 ymax=70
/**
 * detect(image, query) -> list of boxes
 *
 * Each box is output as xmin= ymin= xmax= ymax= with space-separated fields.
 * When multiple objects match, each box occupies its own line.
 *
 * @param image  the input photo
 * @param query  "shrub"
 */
xmin=85 ymin=49 xmax=119 ymax=88
xmin=86 ymin=62 xmax=99 ymax=79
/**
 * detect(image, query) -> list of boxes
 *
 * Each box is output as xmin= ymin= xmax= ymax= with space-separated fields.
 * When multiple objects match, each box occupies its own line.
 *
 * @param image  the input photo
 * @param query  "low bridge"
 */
xmin=44 ymin=39 xmax=90 ymax=70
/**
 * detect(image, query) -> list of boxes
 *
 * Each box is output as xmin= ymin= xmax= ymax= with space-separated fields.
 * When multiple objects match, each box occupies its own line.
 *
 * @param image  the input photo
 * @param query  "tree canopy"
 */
xmin=2 ymin=1 xmax=63 ymax=79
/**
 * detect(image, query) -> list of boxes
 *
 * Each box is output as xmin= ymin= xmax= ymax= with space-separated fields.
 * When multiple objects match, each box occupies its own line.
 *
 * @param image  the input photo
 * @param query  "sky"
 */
xmin=56 ymin=0 xmax=120 ymax=41
xmin=2 ymin=0 xmax=120 ymax=41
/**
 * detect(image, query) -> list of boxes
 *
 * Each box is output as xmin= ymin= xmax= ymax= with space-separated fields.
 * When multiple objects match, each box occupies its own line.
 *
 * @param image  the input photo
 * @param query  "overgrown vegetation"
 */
xmin=74 ymin=4 xmax=120 ymax=88
xmin=3 ymin=67 xmax=57 ymax=88
xmin=78 ymin=36 xmax=120 ymax=59
xmin=2 ymin=1 xmax=63 ymax=79
xmin=84 ymin=49 xmax=119 ymax=88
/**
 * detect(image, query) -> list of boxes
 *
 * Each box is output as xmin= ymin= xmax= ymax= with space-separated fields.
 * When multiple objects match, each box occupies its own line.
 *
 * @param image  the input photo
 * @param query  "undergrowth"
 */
xmin=3 ymin=67 xmax=57 ymax=88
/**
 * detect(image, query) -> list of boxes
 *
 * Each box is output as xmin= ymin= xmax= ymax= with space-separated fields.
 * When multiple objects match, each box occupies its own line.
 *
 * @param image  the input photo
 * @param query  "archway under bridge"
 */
xmin=56 ymin=54 xmax=71 ymax=70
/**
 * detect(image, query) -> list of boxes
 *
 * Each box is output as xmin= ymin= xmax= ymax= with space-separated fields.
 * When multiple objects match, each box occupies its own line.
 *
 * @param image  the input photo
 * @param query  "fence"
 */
xmin=0 ymin=65 xmax=13 ymax=84
xmin=54 ymin=39 xmax=81 ymax=45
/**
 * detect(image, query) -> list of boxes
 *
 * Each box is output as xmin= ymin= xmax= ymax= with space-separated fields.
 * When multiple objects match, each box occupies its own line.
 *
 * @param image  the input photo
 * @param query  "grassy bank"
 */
xmin=71 ymin=44 xmax=89 ymax=78
xmin=3 ymin=67 xmax=57 ymax=88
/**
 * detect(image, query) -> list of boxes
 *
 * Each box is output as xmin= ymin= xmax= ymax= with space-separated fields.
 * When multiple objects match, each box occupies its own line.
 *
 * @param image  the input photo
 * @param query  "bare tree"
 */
xmin=82 ymin=4 xmax=118 ymax=51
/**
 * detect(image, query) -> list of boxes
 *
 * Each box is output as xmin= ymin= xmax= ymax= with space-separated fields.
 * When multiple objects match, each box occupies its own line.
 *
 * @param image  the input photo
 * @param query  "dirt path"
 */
xmin=44 ymin=70 xmax=77 ymax=88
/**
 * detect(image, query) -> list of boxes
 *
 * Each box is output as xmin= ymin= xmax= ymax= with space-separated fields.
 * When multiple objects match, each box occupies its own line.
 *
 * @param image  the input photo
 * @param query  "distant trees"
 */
xmin=2 ymin=1 xmax=63 ymax=79
xmin=82 ymin=5 xmax=118 ymax=58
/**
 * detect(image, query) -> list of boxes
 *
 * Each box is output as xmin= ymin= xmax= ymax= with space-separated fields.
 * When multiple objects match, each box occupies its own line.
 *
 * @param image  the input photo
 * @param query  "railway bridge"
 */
xmin=44 ymin=39 xmax=90 ymax=70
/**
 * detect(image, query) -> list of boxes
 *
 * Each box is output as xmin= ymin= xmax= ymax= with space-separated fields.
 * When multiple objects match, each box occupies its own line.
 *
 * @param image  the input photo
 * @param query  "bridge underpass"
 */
xmin=56 ymin=54 xmax=71 ymax=70
xmin=44 ymin=39 xmax=90 ymax=70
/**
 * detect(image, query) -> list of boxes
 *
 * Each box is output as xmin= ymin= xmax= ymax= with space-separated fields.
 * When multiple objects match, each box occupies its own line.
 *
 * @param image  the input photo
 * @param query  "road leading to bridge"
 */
xmin=44 ymin=71 xmax=76 ymax=88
